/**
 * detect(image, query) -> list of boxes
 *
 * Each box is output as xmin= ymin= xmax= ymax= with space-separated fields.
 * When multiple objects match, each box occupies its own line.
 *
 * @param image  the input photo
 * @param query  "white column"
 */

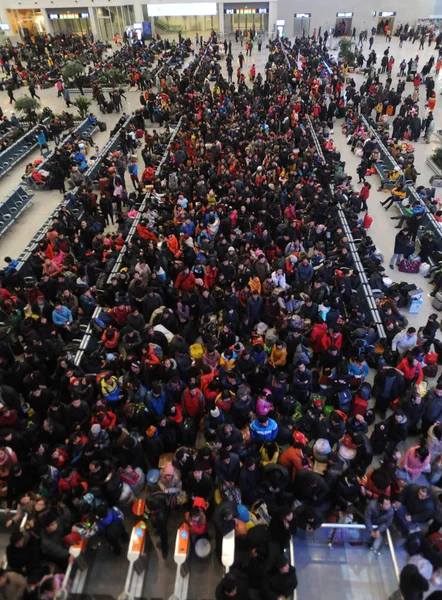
xmin=218 ymin=2 xmax=224 ymax=37
xmin=41 ymin=10 xmax=53 ymax=35
xmin=0 ymin=7 xmax=11 ymax=29
xmin=89 ymin=8 xmax=99 ymax=39
xmin=268 ymin=1 xmax=277 ymax=36
xmin=133 ymin=0 xmax=144 ymax=24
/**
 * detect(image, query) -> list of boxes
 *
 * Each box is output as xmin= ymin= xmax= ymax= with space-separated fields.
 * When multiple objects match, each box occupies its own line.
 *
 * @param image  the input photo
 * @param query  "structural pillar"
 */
xmin=41 ymin=10 xmax=54 ymax=35
xmin=268 ymin=1 xmax=277 ymax=36
xmin=89 ymin=8 xmax=99 ymax=39
xmin=218 ymin=2 xmax=224 ymax=37
xmin=133 ymin=0 xmax=144 ymax=24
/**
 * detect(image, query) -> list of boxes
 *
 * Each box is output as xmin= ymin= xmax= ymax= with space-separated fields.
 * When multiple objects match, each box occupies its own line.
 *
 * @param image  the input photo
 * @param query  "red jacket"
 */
xmin=310 ymin=322 xmax=327 ymax=353
xmin=91 ymin=410 xmax=117 ymax=430
xmin=321 ymin=332 xmax=343 ymax=351
xmin=359 ymin=186 xmax=370 ymax=201
xmin=136 ymin=223 xmax=158 ymax=243
xmin=182 ymin=388 xmax=205 ymax=417
xmin=397 ymin=357 xmax=423 ymax=384
xmin=175 ymin=271 xmax=196 ymax=292
xmin=58 ymin=471 xmax=83 ymax=494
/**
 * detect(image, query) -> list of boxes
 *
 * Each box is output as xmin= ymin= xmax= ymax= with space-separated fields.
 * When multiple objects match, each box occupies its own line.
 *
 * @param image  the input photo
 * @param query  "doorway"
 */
xmin=335 ymin=17 xmax=352 ymax=36
xmin=294 ymin=14 xmax=311 ymax=37
xmin=224 ymin=5 xmax=269 ymax=36
xmin=377 ymin=16 xmax=395 ymax=35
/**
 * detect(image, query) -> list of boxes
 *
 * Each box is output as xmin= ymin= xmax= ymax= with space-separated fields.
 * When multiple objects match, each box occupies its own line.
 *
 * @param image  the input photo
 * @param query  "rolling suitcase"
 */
xmin=432 ymin=291 xmax=442 ymax=311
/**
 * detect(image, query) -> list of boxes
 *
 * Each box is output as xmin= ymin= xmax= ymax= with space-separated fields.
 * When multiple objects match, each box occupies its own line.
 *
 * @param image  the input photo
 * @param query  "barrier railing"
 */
xmin=306 ymin=115 xmax=386 ymax=340
xmin=58 ymin=537 xmax=89 ymax=600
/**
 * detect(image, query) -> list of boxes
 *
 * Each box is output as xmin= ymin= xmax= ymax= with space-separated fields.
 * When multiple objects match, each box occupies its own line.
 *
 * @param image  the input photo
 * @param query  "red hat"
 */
xmin=313 ymin=398 xmax=323 ymax=409
xmin=70 ymin=377 xmax=79 ymax=385
xmin=293 ymin=430 xmax=308 ymax=446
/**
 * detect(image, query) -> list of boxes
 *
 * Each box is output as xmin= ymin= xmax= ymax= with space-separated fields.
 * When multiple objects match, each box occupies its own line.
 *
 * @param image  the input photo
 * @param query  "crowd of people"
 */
xmin=2 ymin=21 xmax=442 ymax=600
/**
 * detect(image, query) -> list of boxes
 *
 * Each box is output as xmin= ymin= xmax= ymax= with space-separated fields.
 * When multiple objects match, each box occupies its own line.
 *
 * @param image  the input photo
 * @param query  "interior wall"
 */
xmin=276 ymin=0 xmax=437 ymax=37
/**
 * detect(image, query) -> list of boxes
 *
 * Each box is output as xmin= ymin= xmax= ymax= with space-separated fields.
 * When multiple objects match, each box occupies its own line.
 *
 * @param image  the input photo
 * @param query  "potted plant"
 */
xmin=14 ymin=96 xmax=40 ymax=122
xmin=107 ymin=68 xmax=126 ymax=86
xmin=338 ymin=38 xmax=355 ymax=66
xmin=73 ymin=96 xmax=92 ymax=119
xmin=427 ymin=147 xmax=442 ymax=177
xmin=62 ymin=61 xmax=85 ymax=88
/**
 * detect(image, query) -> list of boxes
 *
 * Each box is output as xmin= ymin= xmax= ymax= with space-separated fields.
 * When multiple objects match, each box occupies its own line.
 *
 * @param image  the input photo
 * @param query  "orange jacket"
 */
xmin=136 ymin=223 xmax=158 ymax=243
xmin=279 ymin=447 xmax=310 ymax=481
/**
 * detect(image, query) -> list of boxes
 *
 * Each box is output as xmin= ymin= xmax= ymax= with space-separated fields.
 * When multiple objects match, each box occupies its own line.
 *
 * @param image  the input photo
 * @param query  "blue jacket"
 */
xmin=296 ymin=262 xmax=314 ymax=283
xmin=147 ymin=390 xmax=167 ymax=416
xmin=52 ymin=306 xmax=72 ymax=325
xmin=97 ymin=508 xmax=123 ymax=533
xmin=250 ymin=418 xmax=278 ymax=441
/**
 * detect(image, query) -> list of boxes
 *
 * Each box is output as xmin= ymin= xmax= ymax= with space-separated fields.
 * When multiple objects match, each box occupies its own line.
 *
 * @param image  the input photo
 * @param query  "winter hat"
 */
xmin=90 ymin=424 xmax=101 ymax=435
xmin=210 ymin=407 xmax=220 ymax=418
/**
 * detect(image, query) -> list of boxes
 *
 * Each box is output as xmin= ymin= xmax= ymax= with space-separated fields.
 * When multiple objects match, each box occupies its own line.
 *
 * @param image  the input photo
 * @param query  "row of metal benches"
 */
xmin=0 ymin=118 xmax=50 ymax=180
xmin=0 ymin=187 xmax=34 ymax=239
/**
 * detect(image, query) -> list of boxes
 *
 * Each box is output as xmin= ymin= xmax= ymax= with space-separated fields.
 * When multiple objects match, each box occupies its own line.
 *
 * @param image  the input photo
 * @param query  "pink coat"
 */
xmin=400 ymin=446 xmax=431 ymax=480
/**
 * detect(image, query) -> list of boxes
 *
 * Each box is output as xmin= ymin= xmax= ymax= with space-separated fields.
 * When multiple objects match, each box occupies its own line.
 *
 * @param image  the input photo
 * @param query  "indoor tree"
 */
xmin=14 ymin=96 xmax=40 ymax=121
xmin=338 ymin=38 xmax=355 ymax=66
xmin=62 ymin=61 xmax=85 ymax=86
xmin=73 ymin=96 xmax=92 ymax=119
xmin=106 ymin=68 xmax=126 ymax=86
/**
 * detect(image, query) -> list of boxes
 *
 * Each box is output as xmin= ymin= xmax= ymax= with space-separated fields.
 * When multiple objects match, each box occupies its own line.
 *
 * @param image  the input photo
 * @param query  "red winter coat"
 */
xmin=310 ymin=322 xmax=327 ymax=353
xmin=397 ymin=357 xmax=423 ymax=385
